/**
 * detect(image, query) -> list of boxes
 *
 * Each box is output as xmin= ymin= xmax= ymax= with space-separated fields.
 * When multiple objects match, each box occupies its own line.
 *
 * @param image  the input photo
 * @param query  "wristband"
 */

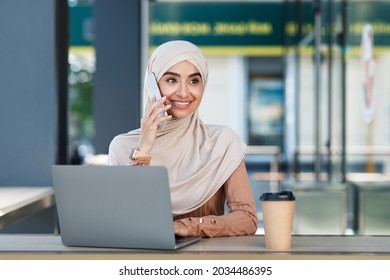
xmin=129 ymin=148 xmax=151 ymax=166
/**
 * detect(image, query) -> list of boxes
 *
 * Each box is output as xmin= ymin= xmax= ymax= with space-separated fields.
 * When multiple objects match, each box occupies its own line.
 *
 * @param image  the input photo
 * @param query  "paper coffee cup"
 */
xmin=260 ymin=191 xmax=295 ymax=250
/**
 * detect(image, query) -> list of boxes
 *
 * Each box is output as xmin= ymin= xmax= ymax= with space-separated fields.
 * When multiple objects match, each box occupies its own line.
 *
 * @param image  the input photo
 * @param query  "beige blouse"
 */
xmin=174 ymin=160 xmax=258 ymax=237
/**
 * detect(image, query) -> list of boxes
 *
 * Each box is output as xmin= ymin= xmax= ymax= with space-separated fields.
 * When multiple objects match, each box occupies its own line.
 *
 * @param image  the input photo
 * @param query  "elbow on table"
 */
xmin=248 ymin=218 xmax=258 ymax=235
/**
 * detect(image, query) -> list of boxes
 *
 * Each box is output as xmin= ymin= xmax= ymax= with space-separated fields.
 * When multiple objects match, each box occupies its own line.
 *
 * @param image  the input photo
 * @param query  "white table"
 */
xmin=1 ymin=235 xmax=390 ymax=260
xmin=0 ymin=187 xmax=55 ymax=229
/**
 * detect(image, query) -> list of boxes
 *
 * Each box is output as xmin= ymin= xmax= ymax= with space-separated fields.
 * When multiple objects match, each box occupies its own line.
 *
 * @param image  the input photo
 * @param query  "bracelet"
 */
xmin=129 ymin=148 xmax=151 ymax=166
xmin=129 ymin=157 xmax=151 ymax=166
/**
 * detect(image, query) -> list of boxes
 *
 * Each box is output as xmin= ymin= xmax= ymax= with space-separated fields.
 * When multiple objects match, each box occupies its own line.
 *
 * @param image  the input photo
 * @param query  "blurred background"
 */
xmin=1 ymin=0 xmax=390 ymax=236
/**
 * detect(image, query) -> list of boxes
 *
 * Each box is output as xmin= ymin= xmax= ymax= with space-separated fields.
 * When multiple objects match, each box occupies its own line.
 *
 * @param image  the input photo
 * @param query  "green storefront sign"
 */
xmin=150 ymin=1 xmax=390 ymax=55
xmin=70 ymin=5 xmax=93 ymax=47
xmin=150 ymin=2 xmax=312 ymax=55
xmin=348 ymin=2 xmax=390 ymax=47
xmin=70 ymin=2 xmax=390 ymax=55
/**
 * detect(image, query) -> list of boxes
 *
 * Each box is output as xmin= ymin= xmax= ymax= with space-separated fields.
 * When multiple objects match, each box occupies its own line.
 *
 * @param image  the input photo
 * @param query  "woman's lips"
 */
xmin=171 ymin=100 xmax=191 ymax=108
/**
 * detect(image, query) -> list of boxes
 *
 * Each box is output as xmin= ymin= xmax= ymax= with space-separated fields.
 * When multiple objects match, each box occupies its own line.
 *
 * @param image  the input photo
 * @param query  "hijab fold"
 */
xmin=108 ymin=41 xmax=246 ymax=215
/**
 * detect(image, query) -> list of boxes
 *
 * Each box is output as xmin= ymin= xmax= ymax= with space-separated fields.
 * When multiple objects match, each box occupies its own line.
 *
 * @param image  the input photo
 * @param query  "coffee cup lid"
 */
xmin=260 ymin=191 xmax=295 ymax=201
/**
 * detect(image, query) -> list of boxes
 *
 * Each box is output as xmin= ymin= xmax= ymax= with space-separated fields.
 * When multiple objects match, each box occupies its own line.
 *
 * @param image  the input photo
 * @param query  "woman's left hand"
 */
xmin=174 ymin=221 xmax=189 ymax=236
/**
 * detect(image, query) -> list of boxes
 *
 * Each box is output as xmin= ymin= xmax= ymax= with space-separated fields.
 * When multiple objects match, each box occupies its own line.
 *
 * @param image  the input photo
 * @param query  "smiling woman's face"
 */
xmin=157 ymin=60 xmax=204 ymax=119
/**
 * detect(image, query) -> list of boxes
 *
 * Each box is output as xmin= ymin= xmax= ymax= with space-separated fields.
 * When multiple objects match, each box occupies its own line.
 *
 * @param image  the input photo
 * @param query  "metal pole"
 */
xmin=340 ymin=0 xmax=347 ymax=183
xmin=313 ymin=0 xmax=322 ymax=181
xmin=294 ymin=0 xmax=302 ymax=180
xmin=327 ymin=0 xmax=334 ymax=181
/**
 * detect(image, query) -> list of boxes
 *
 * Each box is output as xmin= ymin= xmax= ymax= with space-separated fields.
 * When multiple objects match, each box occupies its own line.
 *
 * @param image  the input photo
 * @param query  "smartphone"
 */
xmin=146 ymin=73 xmax=168 ymax=129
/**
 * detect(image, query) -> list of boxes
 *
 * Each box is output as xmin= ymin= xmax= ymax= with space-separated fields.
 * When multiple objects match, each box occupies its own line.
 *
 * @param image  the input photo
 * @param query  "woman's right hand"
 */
xmin=138 ymin=96 xmax=171 ymax=154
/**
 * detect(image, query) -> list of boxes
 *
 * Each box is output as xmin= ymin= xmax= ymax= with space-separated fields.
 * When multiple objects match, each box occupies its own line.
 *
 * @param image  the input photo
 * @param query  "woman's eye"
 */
xmin=166 ymin=78 xmax=177 ymax=83
xmin=189 ymin=78 xmax=200 ymax=84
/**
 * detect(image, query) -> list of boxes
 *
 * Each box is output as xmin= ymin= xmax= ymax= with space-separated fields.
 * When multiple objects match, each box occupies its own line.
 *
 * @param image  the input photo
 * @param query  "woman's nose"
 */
xmin=176 ymin=82 xmax=189 ymax=98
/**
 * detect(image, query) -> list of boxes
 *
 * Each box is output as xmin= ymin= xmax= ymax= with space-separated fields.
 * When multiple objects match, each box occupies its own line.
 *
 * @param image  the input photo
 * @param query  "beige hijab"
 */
xmin=108 ymin=40 xmax=246 ymax=215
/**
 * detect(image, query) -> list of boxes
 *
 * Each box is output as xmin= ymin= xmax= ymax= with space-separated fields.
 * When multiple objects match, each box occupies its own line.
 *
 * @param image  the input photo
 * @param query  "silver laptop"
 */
xmin=52 ymin=165 xmax=201 ymax=250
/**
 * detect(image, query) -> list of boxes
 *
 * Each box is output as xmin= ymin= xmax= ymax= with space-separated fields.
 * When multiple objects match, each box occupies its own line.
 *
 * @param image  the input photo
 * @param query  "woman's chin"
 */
xmin=169 ymin=110 xmax=192 ymax=120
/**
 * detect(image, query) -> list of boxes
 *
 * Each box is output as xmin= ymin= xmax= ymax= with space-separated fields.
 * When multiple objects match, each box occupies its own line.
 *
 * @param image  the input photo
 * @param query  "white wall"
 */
xmin=199 ymin=56 xmax=248 ymax=142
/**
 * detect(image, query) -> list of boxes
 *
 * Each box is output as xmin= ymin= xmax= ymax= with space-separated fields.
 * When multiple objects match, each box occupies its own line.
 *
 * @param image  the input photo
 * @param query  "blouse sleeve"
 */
xmin=177 ymin=160 xmax=258 ymax=237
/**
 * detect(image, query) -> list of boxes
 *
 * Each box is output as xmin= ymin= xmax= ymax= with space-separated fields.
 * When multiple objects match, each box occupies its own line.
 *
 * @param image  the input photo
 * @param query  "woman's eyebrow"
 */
xmin=162 ymin=71 xmax=180 ymax=77
xmin=189 ymin=72 xmax=201 ymax=78
xmin=162 ymin=72 xmax=201 ymax=78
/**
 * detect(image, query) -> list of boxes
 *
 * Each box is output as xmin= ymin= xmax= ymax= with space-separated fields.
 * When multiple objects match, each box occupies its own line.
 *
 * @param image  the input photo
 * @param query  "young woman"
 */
xmin=108 ymin=40 xmax=258 ymax=237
